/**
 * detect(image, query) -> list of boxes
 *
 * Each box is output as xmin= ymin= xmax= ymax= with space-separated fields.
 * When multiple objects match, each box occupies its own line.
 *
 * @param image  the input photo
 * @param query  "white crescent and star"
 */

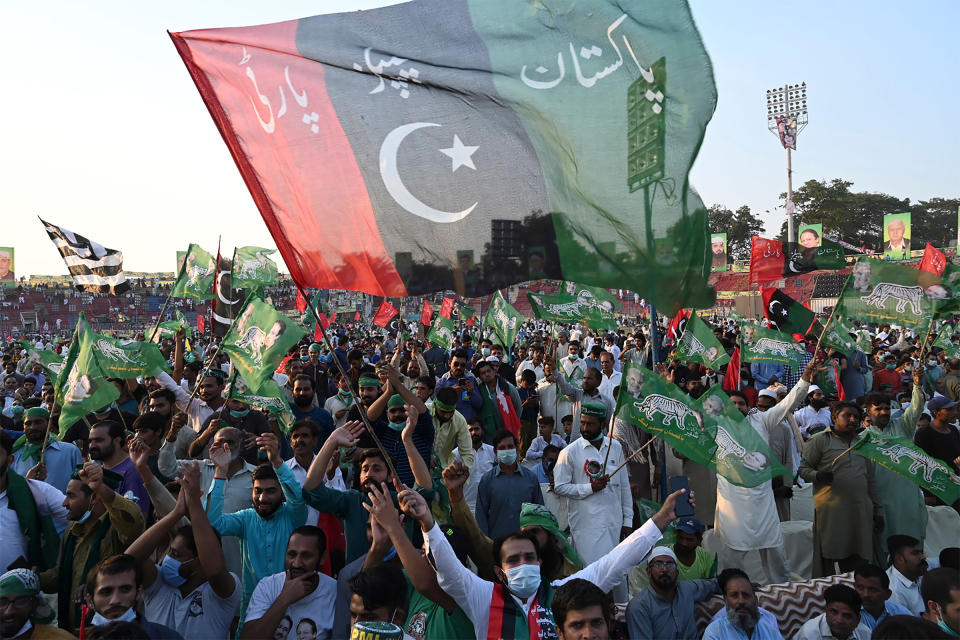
xmin=217 ymin=271 xmax=240 ymax=306
xmin=379 ymin=122 xmax=478 ymax=224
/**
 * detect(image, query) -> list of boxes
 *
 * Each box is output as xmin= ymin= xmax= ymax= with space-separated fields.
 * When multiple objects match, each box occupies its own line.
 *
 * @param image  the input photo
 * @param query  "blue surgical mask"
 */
xmin=160 ymin=555 xmax=188 ymax=587
xmin=300 ymin=356 xmax=311 ymax=362
xmin=387 ymin=420 xmax=406 ymax=432
xmin=482 ymin=348 xmax=491 ymax=357
xmin=569 ymin=353 xmax=579 ymax=360
xmin=886 ymin=364 xmax=896 ymax=370
xmin=504 ymin=563 xmax=541 ymax=599
xmin=91 ymin=607 xmax=137 ymax=626
xmin=938 ymin=614 xmax=960 ymax=638
xmin=229 ymin=408 xmax=250 ymax=419
xmin=497 ymin=449 xmax=518 ymax=465
xmin=587 ymin=432 xmax=604 ymax=443
xmin=77 ymin=509 xmax=93 ymax=524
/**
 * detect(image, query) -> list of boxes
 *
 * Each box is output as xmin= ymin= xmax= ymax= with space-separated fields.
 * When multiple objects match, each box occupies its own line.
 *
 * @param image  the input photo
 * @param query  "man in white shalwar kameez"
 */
xmin=715 ymin=353 xmax=824 ymax=585
xmin=553 ymin=401 xmax=633 ymax=601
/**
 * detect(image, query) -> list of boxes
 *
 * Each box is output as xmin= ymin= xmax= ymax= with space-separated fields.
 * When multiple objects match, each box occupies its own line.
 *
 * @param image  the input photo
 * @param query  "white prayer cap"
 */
xmin=647 ymin=546 xmax=678 ymax=563
xmin=757 ymin=389 xmax=778 ymax=400
xmin=807 ymin=385 xmax=821 ymax=394
xmin=485 ymin=355 xmax=500 ymax=362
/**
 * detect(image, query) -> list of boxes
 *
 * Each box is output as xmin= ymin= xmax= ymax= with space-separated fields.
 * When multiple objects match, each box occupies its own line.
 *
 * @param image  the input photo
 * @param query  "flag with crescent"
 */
xmin=760 ymin=287 xmax=816 ymax=338
xmin=170 ymin=0 xmax=717 ymax=313
xmin=373 ymin=300 xmax=399 ymax=328
xmin=749 ymin=235 xmax=847 ymax=284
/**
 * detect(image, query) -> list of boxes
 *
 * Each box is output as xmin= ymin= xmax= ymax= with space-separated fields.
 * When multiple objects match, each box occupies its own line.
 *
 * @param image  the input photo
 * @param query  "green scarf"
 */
xmin=476 ymin=384 xmax=505 ymax=440
xmin=4 ymin=470 xmax=60 ymax=572
xmin=11 ymin=434 xmax=55 ymax=465
xmin=488 ymin=581 xmax=556 ymax=640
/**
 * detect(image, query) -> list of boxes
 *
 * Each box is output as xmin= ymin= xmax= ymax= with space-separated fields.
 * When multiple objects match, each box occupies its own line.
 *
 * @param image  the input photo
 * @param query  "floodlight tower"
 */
xmin=766 ymin=83 xmax=808 ymax=243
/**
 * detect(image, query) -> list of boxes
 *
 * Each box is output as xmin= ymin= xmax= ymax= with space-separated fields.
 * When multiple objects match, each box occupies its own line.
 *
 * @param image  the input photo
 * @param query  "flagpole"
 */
xmin=38 ymin=412 xmax=56 ymax=467
xmin=607 ymin=435 xmax=657 ymax=478
xmin=295 ymin=283 xmax=399 ymax=480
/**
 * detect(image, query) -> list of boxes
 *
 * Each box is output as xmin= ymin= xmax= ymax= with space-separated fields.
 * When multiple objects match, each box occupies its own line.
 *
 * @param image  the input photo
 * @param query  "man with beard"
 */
xmin=453 ymin=418 xmax=497 ymax=513
xmin=552 ymin=367 xmax=614 ymax=441
xmin=430 ymin=386 xmax=473 ymax=470
xmin=302 ymin=343 xmax=332 ymax=405
xmin=146 ymin=390 xmax=192 ymax=459
xmin=0 ymin=568 xmax=75 ymax=640
xmin=302 ymin=420 xmax=434 ymax=564
xmin=703 ymin=568 xmax=781 ymax=640
xmin=190 ymin=395 xmax=272 ymax=462
xmin=38 ymin=462 xmax=144 ymax=633
xmin=435 ymin=350 xmax=484 ymax=422
xmin=794 ymin=386 xmax=833 ymax=439
xmin=89 ymin=421 xmax=151 ymax=518
xmin=862 ymin=375 xmax=928 ymax=549
xmin=10 ymin=406 xmax=81 ymax=493
xmin=281 ymin=358 xmax=314 ymax=407
xmin=83 ymin=555 xmax=183 ymax=639
xmin=60 ymin=400 xmax=137 ymax=458
xmin=795 ymin=585 xmax=871 ymax=640
xmin=554 ymin=402 xmax=632 ymax=601
xmin=207 ymin=432 xmax=308 ymax=623
xmin=886 ymin=535 xmax=929 ymax=615
xmin=156 ymin=367 xmax=226 ymax=441
xmin=241 ymin=526 xmax=337 ymax=640
xmin=626 ymin=546 xmax=719 ymax=639
xmin=287 ymin=375 xmax=335 ymax=445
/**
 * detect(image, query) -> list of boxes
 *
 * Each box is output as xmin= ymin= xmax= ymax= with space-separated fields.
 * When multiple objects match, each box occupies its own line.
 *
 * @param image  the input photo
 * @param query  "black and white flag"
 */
xmin=40 ymin=218 xmax=130 ymax=294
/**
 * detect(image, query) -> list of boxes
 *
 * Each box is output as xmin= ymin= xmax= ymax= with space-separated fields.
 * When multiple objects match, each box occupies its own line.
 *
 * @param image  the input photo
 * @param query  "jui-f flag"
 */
xmin=171 ymin=0 xmax=718 ymax=313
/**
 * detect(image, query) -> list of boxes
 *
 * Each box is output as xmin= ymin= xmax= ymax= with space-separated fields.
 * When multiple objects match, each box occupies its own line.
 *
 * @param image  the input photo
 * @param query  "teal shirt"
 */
xmin=208 ymin=462 xmax=307 ymax=618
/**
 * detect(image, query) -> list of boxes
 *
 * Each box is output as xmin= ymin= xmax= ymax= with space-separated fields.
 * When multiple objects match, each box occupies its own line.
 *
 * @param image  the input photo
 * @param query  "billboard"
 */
xmin=883 ymin=212 xmax=911 ymax=260
xmin=0 ymin=247 xmax=14 ymax=287
xmin=711 ymin=233 xmax=728 ymax=272
xmin=797 ymin=223 xmax=823 ymax=248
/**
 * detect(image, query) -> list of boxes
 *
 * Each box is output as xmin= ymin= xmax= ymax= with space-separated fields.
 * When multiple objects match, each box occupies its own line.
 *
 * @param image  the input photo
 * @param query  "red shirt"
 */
xmin=872 ymin=367 xmax=903 ymax=394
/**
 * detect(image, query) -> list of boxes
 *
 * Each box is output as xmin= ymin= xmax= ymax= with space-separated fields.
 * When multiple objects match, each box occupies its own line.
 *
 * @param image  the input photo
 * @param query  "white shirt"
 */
xmin=323 ymin=394 xmax=354 ymax=428
xmin=794 ymin=405 xmax=833 ymax=439
xmin=515 ymin=360 xmax=545 ymax=385
xmin=284 ymin=456 xmax=346 ymax=527
xmin=536 ymin=380 xmax=573 ymax=434
xmin=598 ymin=370 xmax=622 ymax=402
xmin=561 ymin=356 xmax=587 ymax=382
xmin=245 ymin=571 xmax=338 ymax=640
xmin=794 ymin=612 xmax=872 ymax=640
xmin=142 ymin=571 xmax=241 ymax=639
xmin=455 ymin=443 xmax=496 ymax=513
xmin=423 ymin=518 xmax=663 ymax=640
xmin=157 ymin=370 xmax=216 ymax=437
xmin=886 ymin=565 xmax=925 ymax=615
xmin=0 ymin=480 xmax=69 ymax=573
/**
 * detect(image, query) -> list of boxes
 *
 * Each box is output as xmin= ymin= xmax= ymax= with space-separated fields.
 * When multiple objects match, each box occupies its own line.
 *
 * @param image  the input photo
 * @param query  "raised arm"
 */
xmin=385 ymin=365 xmax=427 ymax=414
xmin=125 ymin=484 xmax=188 ymax=589
xmin=400 ymin=404 xmax=433 ymax=490
xmin=761 ymin=352 xmax=825 ymax=431
xmin=206 ymin=442 xmax=244 ymax=537
xmin=902 ymin=368 xmax=926 ymax=437
xmin=302 ymin=421 xmax=363 ymax=491
xmin=181 ymin=460 xmax=236 ymax=598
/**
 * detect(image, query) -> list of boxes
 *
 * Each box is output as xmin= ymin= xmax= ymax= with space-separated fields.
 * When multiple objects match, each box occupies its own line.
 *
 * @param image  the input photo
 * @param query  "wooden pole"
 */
xmin=608 ymin=436 xmax=657 ymax=478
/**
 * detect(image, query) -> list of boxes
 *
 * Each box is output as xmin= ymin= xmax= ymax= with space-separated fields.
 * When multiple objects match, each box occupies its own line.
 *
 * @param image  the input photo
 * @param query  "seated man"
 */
xmin=703 ymin=568 xmax=782 ymax=640
xmin=552 ymin=578 xmax=613 ymax=640
xmin=241 ymin=526 xmax=337 ymax=640
xmin=626 ymin=546 xmax=719 ymax=640
xmin=853 ymin=563 xmax=913 ymax=630
xmin=0 ymin=568 xmax=74 ymax=640
xmin=886 ymin=534 xmax=928 ymax=615
xmin=673 ymin=517 xmax=717 ymax=581
xmin=795 ymin=584 xmax=871 ymax=640
xmin=919 ymin=567 xmax=960 ymax=637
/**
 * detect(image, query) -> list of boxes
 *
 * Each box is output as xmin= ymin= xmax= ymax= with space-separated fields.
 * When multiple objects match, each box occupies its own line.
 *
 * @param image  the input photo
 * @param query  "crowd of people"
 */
xmin=1 ymin=308 xmax=959 ymax=639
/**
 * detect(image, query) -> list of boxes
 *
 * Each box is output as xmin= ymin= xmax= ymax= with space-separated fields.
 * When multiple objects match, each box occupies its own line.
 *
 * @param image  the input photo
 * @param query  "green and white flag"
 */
xmin=933 ymin=328 xmax=959 ymax=357
xmin=560 ymin=282 xmax=621 ymax=312
xmin=738 ymin=323 xmax=806 ymax=368
xmin=92 ymin=334 xmax=169 ymax=379
xmin=837 ymin=258 xmax=939 ymax=331
xmin=226 ymin=371 xmax=296 ymax=433
xmin=232 ymin=246 xmax=279 ymax=289
xmin=615 ymin=362 xmax=716 ymax=467
xmin=171 ymin=244 xmax=217 ymax=300
xmin=699 ymin=386 xmax=790 ymax=488
xmin=55 ymin=313 xmax=120 ymax=437
xmin=484 ymin=290 xmax=524 ymax=348
xmin=154 ymin=310 xmax=190 ymax=342
xmin=674 ymin=312 xmax=730 ymax=369
xmin=426 ymin=313 xmax=456 ymax=350
xmin=221 ymin=297 xmax=306 ymax=393
xmin=852 ymin=432 xmax=960 ymax=505
xmin=819 ymin=313 xmax=860 ymax=356
xmin=18 ymin=340 xmax=64 ymax=384
xmin=527 ymin=292 xmax=617 ymax=331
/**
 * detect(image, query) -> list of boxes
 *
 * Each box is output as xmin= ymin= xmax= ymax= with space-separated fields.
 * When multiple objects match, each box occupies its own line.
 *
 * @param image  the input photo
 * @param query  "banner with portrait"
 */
xmin=883 ymin=212 xmax=911 ymax=260
xmin=797 ymin=223 xmax=823 ymax=248
xmin=0 ymin=247 xmax=14 ymax=287
xmin=711 ymin=233 xmax=728 ymax=272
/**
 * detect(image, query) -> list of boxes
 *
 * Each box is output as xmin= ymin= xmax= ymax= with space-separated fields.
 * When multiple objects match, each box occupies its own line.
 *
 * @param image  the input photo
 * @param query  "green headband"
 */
xmin=358 ymin=376 xmax=381 ymax=388
xmin=433 ymin=398 xmax=456 ymax=412
xmin=23 ymin=407 xmax=50 ymax=420
xmin=518 ymin=503 xmax=585 ymax=569
xmin=581 ymin=402 xmax=607 ymax=418
xmin=387 ymin=394 xmax=405 ymax=408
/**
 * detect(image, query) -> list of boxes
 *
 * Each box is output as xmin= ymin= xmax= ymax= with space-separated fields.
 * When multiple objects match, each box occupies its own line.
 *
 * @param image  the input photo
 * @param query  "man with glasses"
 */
xmin=0 ymin=569 xmax=74 ymax=640
xmin=626 ymin=546 xmax=720 ymax=639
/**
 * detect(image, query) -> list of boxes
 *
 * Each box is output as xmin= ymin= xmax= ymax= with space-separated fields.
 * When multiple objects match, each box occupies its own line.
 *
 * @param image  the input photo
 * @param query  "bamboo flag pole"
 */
xmin=607 ymin=436 xmax=657 ymax=478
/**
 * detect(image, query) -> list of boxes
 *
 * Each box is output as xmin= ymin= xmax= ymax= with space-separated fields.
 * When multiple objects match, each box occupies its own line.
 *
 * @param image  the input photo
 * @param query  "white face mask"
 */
xmin=91 ymin=606 xmax=137 ymax=626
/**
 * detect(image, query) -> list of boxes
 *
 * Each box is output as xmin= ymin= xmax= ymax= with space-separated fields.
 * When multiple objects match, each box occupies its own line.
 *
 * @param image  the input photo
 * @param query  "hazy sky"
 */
xmin=2 ymin=0 xmax=956 ymax=278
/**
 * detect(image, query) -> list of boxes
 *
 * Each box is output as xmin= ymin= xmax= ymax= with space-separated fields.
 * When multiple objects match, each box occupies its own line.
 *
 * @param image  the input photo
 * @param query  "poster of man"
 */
xmin=0 ymin=247 xmax=14 ymax=285
xmin=798 ymin=223 xmax=823 ymax=248
xmin=883 ymin=212 xmax=912 ymax=260
xmin=711 ymin=233 xmax=728 ymax=271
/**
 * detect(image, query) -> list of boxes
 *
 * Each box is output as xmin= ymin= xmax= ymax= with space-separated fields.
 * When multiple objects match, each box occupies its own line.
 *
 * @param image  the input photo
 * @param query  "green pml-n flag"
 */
xmin=484 ymin=291 xmax=524 ymax=349
xmin=674 ymin=312 xmax=730 ymax=369
xmin=561 ymin=282 xmax=622 ymax=313
xmin=55 ymin=313 xmax=120 ymax=437
xmin=232 ymin=246 xmax=279 ymax=289
xmin=171 ymin=0 xmax=718 ymax=314
xmin=426 ymin=313 xmax=456 ymax=350
xmin=226 ymin=371 xmax=297 ymax=433
xmin=933 ymin=328 xmax=960 ymax=357
xmin=819 ymin=313 xmax=860 ymax=356
xmin=699 ymin=386 xmax=790 ymax=488
xmin=526 ymin=292 xmax=617 ymax=331
xmin=460 ymin=304 xmax=476 ymax=325
xmin=836 ymin=259 xmax=939 ymax=331
xmin=171 ymin=244 xmax=217 ymax=300
xmin=91 ymin=333 xmax=170 ymax=379
xmin=18 ymin=340 xmax=64 ymax=384
xmin=852 ymin=432 xmax=960 ymax=505
xmin=615 ymin=362 xmax=717 ymax=467
xmin=220 ymin=296 xmax=307 ymax=393
xmin=738 ymin=323 xmax=807 ymax=368
xmin=154 ymin=310 xmax=190 ymax=342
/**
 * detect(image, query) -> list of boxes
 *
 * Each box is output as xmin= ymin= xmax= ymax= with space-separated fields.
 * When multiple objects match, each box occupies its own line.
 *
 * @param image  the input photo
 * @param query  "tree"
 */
xmin=708 ymin=203 xmax=765 ymax=260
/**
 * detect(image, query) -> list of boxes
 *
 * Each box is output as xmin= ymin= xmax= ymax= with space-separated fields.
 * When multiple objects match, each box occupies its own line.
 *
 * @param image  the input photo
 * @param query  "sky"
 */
xmin=1 ymin=0 xmax=956 ymax=278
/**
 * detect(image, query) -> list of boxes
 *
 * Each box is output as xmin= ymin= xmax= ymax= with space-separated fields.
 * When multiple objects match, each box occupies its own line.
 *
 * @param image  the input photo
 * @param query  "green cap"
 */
xmin=0 ymin=569 xmax=39 ymax=596
xmin=308 ymin=343 xmax=322 ymax=353
xmin=23 ymin=407 xmax=50 ymax=420
xmin=519 ymin=503 xmax=585 ymax=569
xmin=387 ymin=394 xmax=405 ymax=408
xmin=581 ymin=402 xmax=607 ymax=418
xmin=358 ymin=376 xmax=381 ymax=388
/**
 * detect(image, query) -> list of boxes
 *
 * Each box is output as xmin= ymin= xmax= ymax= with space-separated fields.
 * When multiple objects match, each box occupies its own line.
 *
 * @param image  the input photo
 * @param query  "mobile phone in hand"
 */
xmin=669 ymin=475 xmax=694 ymax=517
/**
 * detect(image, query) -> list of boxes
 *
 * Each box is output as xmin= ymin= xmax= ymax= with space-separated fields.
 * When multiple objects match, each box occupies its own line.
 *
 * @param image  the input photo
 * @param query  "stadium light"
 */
xmin=766 ymin=82 xmax=808 ymax=243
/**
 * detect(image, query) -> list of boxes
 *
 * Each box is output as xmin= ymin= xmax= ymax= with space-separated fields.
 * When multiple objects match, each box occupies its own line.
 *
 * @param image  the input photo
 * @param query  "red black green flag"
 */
xmin=761 ymin=287 xmax=816 ymax=337
xmin=170 ymin=0 xmax=717 ymax=313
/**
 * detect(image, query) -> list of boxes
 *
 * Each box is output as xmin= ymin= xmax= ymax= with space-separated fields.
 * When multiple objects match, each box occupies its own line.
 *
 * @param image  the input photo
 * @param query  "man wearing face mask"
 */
xmin=9 ymin=406 xmax=82 ymax=493
xmin=553 ymin=402 xmax=632 ymax=602
xmin=560 ymin=342 xmax=587 ymax=384
xmin=37 ymin=462 xmax=144 ymax=633
xmin=872 ymin=355 xmax=903 ymax=394
xmin=190 ymin=396 xmax=273 ymax=462
xmin=476 ymin=430 xmax=543 ymax=539
xmin=156 ymin=361 xmax=227 ymax=437
xmin=83 ymin=555 xmax=183 ymax=639
xmin=400 ymin=480 xmax=689 ymax=640
xmin=794 ymin=386 xmax=833 ymax=439
xmin=324 ymin=371 xmax=356 ymax=428
xmin=920 ymin=568 xmax=960 ymax=638
xmin=125 ymin=461 xmax=240 ymax=639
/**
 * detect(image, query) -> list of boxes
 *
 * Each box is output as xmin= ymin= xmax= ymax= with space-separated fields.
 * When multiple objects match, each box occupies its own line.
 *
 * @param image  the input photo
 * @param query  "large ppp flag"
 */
xmin=171 ymin=0 xmax=718 ymax=313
